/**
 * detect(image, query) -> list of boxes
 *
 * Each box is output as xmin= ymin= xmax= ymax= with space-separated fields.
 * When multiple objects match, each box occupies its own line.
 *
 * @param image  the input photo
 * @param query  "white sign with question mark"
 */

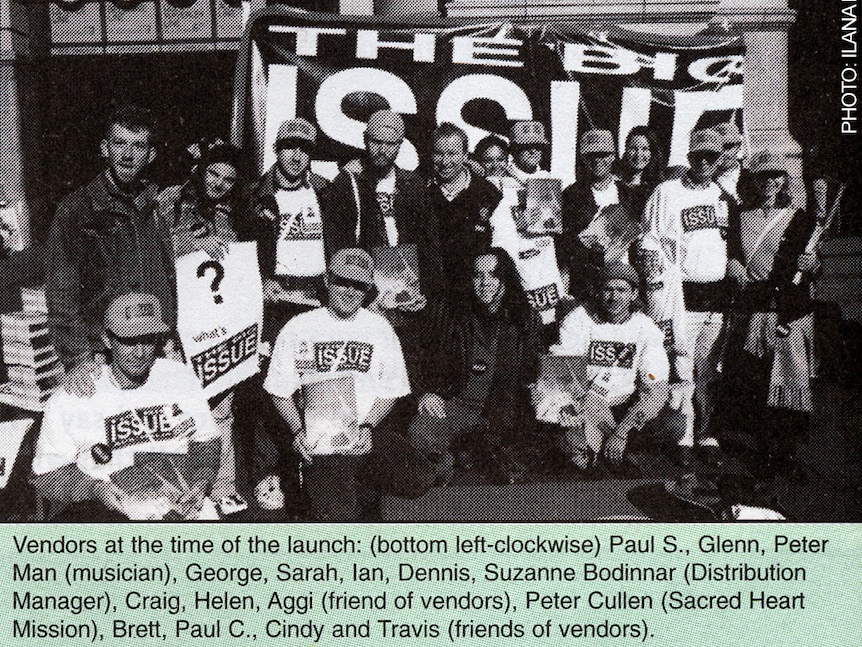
xmin=175 ymin=242 xmax=264 ymax=398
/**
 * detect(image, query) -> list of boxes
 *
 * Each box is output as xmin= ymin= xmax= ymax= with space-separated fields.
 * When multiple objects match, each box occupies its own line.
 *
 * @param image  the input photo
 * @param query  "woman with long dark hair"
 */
xmin=156 ymin=139 xmax=247 ymax=510
xmin=616 ymin=126 xmax=666 ymax=216
xmin=408 ymin=248 xmax=544 ymax=485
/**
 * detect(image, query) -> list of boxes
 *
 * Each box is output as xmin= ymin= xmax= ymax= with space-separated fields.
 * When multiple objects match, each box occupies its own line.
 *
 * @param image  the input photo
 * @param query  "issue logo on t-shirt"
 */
xmin=526 ymin=284 xmax=559 ymax=311
xmin=104 ymin=403 xmax=195 ymax=451
xmin=588 ymin=341 xmax=637 ymax=369
xmin=280 ymin=209 xmax=322 ymax=241
xmin=681 ymin=205 xmax=718 ymax=232
xmin=314 ymin=341 xmax=374 ymax=373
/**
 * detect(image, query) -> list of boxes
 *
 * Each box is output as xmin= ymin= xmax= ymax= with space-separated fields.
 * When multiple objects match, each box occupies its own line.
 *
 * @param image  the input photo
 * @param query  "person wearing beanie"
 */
xmin=560 ymin=129 xmax=639 ymax=301
xmin=548 ymin=262 xmax=669 ymax=470
xmin=640 ymin=127 xmax=730 ymax=467
xmin=155 ymin=138 xmax=247 ymax=507
xmin=320 ymin=110 xmax=443 ymax=304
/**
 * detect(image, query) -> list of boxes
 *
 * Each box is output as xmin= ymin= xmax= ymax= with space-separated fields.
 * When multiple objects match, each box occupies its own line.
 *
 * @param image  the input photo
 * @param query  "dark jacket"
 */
xmin=46 ymin=171 xmax=175 ymax=368
xmin=156 ymin=181 xmax=241 ymax=259
xmin=412 ymin=298 xmax=542 ymax=436
xmin=423 ymin=171 xmax=502 ymax=299
xmin=559 ymin=179 xmax=638 ymax=298
xmin=240 ymin=166 xmax=330 ymax=279
xmin=320 ymin=161 xmax=444 ymax=299
xmin=727 ymin=207 xmax=818 ymax=322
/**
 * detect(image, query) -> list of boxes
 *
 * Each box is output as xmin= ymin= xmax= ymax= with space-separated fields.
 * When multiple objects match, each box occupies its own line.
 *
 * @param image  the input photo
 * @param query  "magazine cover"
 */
xmin=301 ymin=375 xmax=361 ymax=456
xmin=372 ymin=243 xmax=424 ymax=310
xmin=512 ymin=178 xmax=563 ymax=235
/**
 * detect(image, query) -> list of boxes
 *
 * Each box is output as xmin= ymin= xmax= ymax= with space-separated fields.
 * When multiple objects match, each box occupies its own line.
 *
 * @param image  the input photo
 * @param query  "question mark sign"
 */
xmin=197 ymin=260 xmax=225 ymax=304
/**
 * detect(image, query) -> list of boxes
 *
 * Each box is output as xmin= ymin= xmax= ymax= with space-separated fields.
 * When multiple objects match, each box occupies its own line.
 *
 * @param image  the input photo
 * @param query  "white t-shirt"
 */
xmin=264 ymin=307 xmax=410 ymax=424
xmin=274 ymin=185 xmax=325 ymax=277
xmin=553 ymin=307 xmax=669 ymax=406
xmin=643 ymin=177 xmax=728 ymax=284
xmin=490 ymin=190 xmax=565 ymax=324
xmin=592 ymin=181 xmax=620 ymax=211
xmin=33 ymin=359 xmax=219 ymax=481
xmin=375 ymin=169 xmax=399 ymax=246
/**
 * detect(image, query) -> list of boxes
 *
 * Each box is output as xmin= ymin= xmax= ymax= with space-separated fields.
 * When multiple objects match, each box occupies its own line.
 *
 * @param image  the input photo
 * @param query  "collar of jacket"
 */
xmin=83 ymin=170 xmax=158 ymax=226
xmin=254 ymin=165 xmax=327 ymax=199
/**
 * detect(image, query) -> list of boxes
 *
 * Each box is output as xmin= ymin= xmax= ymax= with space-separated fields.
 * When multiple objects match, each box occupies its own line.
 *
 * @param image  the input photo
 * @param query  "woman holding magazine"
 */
xmin=720 ymin=151 xmax=822 ymax=486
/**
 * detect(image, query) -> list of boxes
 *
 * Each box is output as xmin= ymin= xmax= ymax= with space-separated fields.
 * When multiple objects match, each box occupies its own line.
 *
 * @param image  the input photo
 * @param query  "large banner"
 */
xmin=233 ymin=8 xmax=744 ymax=184
xmin=175 ymin=242 xmax=263 ymax=399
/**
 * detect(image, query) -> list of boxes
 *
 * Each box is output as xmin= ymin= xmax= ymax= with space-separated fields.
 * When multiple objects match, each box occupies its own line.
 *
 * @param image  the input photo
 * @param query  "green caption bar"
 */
xmin=0 ymin=523 xmax=858 ymax=645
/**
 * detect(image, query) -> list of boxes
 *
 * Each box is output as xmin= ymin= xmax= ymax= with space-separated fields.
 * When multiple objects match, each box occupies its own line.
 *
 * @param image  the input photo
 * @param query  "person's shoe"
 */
xmin=674 ymin=445 xmax=695 ymax=468
xmin=698 ymin=442 xmax=724 ymax=467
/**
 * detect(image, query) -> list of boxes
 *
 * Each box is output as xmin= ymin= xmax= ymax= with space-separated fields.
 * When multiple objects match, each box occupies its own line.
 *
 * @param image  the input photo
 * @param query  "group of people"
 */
xmin=29 ymin=102 xmax=825 ymax=521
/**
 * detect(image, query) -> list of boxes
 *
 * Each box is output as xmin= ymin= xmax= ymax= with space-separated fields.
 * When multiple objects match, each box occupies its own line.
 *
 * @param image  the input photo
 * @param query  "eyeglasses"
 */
xmin=328 ymin=273 xmax=373 ymax=293
xmin=688 ymin=152 xmax=721 ymax=165
xmin=107 ymin=330 xmax=163 ymax=346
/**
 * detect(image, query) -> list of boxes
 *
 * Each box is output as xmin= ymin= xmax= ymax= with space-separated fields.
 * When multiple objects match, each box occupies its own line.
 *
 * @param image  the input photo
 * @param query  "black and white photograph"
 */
xmin=0 ymin=0 xmax=859 ymax=525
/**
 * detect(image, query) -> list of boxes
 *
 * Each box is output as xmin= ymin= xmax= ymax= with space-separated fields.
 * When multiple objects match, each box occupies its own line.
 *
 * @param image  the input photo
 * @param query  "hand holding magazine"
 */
xmin=372 ymin=244 xmax=425 ymax=311
xmin=301 ymin=376 xmax=363 ymax=456
xmin=533 ymin=355 xmax=614 ymax=430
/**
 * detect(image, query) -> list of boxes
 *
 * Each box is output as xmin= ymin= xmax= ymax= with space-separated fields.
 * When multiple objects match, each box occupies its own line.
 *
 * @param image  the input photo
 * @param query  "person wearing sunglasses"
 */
xmin=264 ymin=248 xmax=430 ymax=520
xmin=31 ymin=292 xmax=221 ymax=520
xmin=641 ymin=128 xmax=730 ymax=468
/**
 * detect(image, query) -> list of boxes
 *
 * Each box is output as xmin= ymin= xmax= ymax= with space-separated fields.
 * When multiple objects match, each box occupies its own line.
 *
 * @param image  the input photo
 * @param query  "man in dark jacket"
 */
xmin=46 ymin=104 xmax=174 ymax=399
xmin=560 ymin=129 xmax=638 ymax=301
xmin=424 ymin=122 xmax=502 ymax=300
xmin=320 ymin=110 xmax=442 ymax=301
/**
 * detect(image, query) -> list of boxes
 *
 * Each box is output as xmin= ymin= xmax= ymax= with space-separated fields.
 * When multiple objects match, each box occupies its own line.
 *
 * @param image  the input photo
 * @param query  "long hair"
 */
xmin=616 ymin=125 xmax=666 ymax=185
xmin=469 ymin=247 xmax=533 ymax=327
xmin=188 ymin=141 xmax=246 ymax=220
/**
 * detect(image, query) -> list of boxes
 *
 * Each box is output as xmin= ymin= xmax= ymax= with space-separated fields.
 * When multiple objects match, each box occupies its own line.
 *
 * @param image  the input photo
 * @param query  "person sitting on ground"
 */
xmin=409 ymin=248 xmax=544 ymax=485
xmin=31 ymin=292 xmax=221 ymax=521
xmin=549 ymin=263 xmax=669 ymax=470
xmin=264 ymin=248 xmax=431 ymax=520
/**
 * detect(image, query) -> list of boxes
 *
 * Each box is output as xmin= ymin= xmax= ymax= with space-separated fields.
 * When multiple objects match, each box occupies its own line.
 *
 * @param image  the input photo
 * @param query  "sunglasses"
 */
xmin=107 ymin=330 xmax=163 ymax=346
xmin=688 ymin=152 xmax=720 ymax=165
xmin=723 ymin=142 xmax=741 ymax=151
xmin=757 ymin=170 xmax=785 ymax=180
xmin=328 ymin=273 xmax=373 ymax=293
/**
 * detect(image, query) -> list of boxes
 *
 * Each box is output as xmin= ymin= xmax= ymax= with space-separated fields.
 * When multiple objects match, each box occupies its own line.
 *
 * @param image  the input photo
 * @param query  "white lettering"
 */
xmin=268 ymin=26 xmax=347 ymax=57
xmin=356 ymin=30 xmax=436 ymax=62
xmin=451 ymin=36 xmax=524 ymax=68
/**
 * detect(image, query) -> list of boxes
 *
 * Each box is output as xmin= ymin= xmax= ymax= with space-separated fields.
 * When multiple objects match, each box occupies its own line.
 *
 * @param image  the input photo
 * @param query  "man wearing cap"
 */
xmin=713 ymin=121 xmax=744 ymax=203
xmin=509 ymin=120 xmax=552 ymax=183
xmin=641 ymin=128 xmax=730 ymax=465
xmin=244 ymin=118 xmax=330 ymax=342
xmin=560 ymin=129 xmax=638 ymax=300
xmin=264 ymin=248 xmax=425 ymax=520
xmin=47 ymin=105 xmax=175 ymax=400
xmin=549 ymin=263 xmax=670 ymax=469
xmin=31 ymin=293 xmax=221 ymax=520
xmin=423 ymin=122 xmax=501 ymax=299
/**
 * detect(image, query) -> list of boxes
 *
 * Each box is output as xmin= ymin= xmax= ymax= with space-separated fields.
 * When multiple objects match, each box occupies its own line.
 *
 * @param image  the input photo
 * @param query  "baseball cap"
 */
xmin=580 ymin=129 xmax=616 ymax=155
xmin=599 ymin=262 xmax=640 ymax=288
xmin=713 ymin=121 xmax=742 ymax=146
xmin=510 ymin=121 xmax=549 ymax=147
xmin=689 ymin=129 xmax=723 ymax=154
xmin=329 ymin=248 xmax=375 ymax=287
xmin=366 ymin=110 xmax=405 ymax=142
xmin=104 ymin=292 xmax=169 ymax=338
xmin=276 ymin=118 xmax=317 ymax=147
xmin=749 ymin=151 xmax=787 ymax=175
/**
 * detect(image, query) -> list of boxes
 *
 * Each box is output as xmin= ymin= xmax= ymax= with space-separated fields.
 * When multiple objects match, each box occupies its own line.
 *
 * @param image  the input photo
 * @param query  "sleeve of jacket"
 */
xmin=45 ymin=199 xmax=93 ymax=368
xmin=238 ymin=184 xmax=278 ymax=278
xmin=320 ymin=173 xmax=359 ymax=258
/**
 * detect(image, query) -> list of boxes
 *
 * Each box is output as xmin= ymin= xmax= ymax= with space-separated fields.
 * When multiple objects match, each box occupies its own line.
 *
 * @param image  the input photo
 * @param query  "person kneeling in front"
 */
xmin=264 ymin=248 xmax=428 ymax=520
xmin=550 ymin=263 xmax=669 ymax=470
xmin=31 ymin=293 xmax=221 ymax=520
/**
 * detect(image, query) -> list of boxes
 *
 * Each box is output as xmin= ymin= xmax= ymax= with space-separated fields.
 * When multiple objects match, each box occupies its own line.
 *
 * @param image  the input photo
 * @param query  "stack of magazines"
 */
xmin=0 ymin=286 xmax=61 ymax=408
